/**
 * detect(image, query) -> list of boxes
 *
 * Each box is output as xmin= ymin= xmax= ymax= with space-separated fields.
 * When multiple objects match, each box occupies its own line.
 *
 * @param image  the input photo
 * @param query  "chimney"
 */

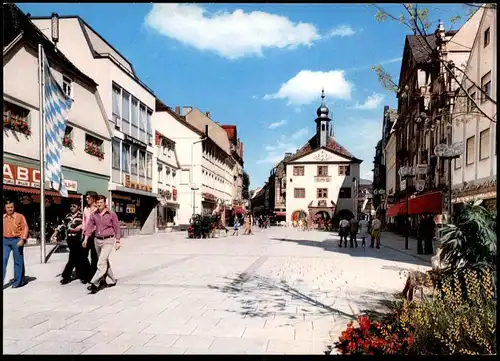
xmin=206 ymin=111 xmax=211 ymax=118
xmin=183 ymin=106 xmax=192 ymax=116
xmin=285 ymin=152 xmax=292 ymax=157
xmin=175 ymin=106 xmax=180 ymax=115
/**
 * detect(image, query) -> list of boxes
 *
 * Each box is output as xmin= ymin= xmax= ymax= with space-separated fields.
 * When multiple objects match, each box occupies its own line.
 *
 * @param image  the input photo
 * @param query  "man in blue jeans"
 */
xmin=3 ymin=199 xmax=29 ymax=288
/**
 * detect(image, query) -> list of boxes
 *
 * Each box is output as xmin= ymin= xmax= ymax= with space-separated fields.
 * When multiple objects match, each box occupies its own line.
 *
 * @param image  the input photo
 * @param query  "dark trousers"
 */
xmin=62 ymin=233 xmax=92 ymax=281
xmin=339 ymin=228 xmax=349 ymax=246
xmin=350 ymin=231 xmax=358 ymax=248
xmin=3 ymin=237 xmax=25 ymax=287
xmin=417 ymin=236 xmax=424 ymax=254
xmin=82 ymin=235 xmax=98 ymax=276
xmin=424 ymin=237 xmax=433 ymax=255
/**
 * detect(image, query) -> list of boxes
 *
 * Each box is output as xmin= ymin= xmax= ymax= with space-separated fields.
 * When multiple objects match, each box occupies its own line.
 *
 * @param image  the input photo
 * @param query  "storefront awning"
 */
xmin=274 ymin=211 xmax=286 ymax=217
xmin=4 ymin=185 xmax=81 ymax=199
xmin=409 ymin=191 xmax=442 ymax=215
xmin=232 ymin=207 xmax=246 ymax=215
xmin=386 ymin=202 xmax=404 ymax=217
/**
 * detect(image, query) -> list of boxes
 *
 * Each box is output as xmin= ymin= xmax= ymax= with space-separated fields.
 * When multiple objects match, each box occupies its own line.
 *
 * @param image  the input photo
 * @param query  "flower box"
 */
xmin=3 ymin=111 xmax=31 ymax=136
xmin=84 ymin=141 xmax=104 ymax=160
xmin=63 ymin=135 xmax=74 ymax=150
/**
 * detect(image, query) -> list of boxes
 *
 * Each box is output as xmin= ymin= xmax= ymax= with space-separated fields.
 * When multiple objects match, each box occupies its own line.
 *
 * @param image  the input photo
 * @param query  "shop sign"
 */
xmin=4 ymin=163 xmax=79 ymax=192
xmin=126 ymin=204 xmax=136 ymax=214
xmin=124 ymin=135 xmax=147 ymax=148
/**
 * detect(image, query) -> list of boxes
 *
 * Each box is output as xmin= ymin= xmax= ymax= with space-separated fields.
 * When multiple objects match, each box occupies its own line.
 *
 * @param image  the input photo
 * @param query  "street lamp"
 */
xmin=434 ymin=141 xmax=464 ymax=223
xmin=398 ymin=166 xmax=417 ymax=250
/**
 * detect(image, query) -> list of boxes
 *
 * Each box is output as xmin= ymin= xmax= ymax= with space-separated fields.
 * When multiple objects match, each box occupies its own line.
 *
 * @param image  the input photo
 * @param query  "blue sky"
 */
xmin=18 ymin=3 xmax=470 ymax=188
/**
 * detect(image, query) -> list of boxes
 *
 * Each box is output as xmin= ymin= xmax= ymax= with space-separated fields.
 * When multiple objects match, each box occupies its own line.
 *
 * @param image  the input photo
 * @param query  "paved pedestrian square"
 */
xmin=3 ymin=228 xmax=432 ymax=354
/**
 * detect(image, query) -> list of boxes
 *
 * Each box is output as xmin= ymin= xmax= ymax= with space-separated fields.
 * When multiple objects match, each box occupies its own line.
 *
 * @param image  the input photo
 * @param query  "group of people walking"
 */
xmin=338 ymin=215 xmax=382 ymax=249
xmin=3 ymin=191 xmax=121 ymax=295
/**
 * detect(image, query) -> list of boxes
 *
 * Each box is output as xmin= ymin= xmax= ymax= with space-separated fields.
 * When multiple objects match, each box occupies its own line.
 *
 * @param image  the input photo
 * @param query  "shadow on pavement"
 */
xmin=3 ymin=275 xmax=37 ymax=289
xmin=270 ymin=236 xmax=430 ymax=268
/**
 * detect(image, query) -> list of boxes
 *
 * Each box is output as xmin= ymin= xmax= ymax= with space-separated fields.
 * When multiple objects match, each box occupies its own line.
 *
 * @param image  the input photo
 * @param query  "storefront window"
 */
xmin=139 ymin=150 xmax=146 ymax=177
xmin=146 ymin=152 xmax=153 ymax=179
xmin=131 ymin=146 xmax=138 ymax=175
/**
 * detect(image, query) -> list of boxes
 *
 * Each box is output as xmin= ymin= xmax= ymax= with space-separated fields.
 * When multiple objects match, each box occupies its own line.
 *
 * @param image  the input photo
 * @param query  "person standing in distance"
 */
xmin=83 ymin=195 xmax=121 ymax=294
xmin=82 ymin=191 xmax=99 ymax=278
xmin=3 ymin=199 xmax=29 ymax=288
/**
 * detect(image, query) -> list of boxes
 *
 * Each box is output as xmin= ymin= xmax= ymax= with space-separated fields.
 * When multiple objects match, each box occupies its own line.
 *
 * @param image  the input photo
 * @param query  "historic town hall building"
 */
xmin=285 ymin=92 xmax=362 ymax=225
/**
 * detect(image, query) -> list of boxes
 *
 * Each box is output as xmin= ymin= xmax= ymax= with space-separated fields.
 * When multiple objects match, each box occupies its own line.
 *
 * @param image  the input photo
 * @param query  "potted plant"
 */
xmin=63 ymin=134 xmax=73 ymax=150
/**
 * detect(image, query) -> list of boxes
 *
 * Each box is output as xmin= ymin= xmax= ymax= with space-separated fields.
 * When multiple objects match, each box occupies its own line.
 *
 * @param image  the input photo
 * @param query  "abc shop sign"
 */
xmin=3 ymin=163 xmax=78 ymax=192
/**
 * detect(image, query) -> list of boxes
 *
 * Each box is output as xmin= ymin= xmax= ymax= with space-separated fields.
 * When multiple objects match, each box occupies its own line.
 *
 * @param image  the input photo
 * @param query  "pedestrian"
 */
xmin=358 ymin=215 xmax=369 ymax=248
xmin=423 ymin=214 xmax=435 ymax=255
xmin=416 ymin=214 xmax=425 ymax=255
xmin=52 ymin=200 xmax=91 ymax=285
xmin=338 ymin=218 xmax=350 ymax=247
xmin=232 ymin=217 xmax=240 ymax=236
xmin=3 ymin=199 xmax=29 ymax=289
xmin=244 ymin=215 xmax=251 ymax=235
xmin=83 ymin=195 xmax=120 ymax=294
xmin=349 ymin=217 xmax=359 ymax=248
xmin=370 ymin=216 xmax=382 ymax=249
xmin=82 ymin=191 xmax=99 ymax=278
xmin=249 ymin=214 xmax=254 ymax=235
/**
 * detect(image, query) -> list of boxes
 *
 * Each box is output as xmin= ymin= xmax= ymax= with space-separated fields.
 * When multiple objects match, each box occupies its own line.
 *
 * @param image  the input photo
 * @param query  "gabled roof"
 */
xmin=406 ymin=34 xmax=437 ymax=64
xmin=3 ymin=4 xmax=97 ymax=87
xmin=286 ymin=135 xmax=362 ymax=163
xmin=155 ymin=98 xmax=204 ymax=137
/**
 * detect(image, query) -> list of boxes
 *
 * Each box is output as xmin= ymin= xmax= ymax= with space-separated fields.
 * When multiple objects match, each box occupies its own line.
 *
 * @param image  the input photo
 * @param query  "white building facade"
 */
xmin=285 ymin=94 xmax=362 ymax=225
xmin=31 ymin=15 xmax=160 ymax=234
xmin=3 ymin=5 xmax=112 ymax=239
xmin=451 ymin=6 xmax=497 ymax=211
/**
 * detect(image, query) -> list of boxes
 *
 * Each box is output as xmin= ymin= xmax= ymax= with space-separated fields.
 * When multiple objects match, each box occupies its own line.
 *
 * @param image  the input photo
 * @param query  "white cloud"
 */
xmin=145 ymin=4 xmax=321 ymax=59
xmin=268 ymin=119 xmax=287 ymax=129
xmin=264 ymin=70 xmax=353 ymax=105
xmin=354 ymin=93 xmax=384 ymax=110
xmin=258 ymin=130 xmax=309 ymax=164
xmin=327 ymin=25 xmax=356 ymax=37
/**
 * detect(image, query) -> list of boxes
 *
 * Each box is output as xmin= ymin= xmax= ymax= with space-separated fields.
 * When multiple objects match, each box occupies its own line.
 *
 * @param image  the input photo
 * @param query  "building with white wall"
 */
xmin=3 ymin=4 xmax=112 ymax=238
xmin=452 ymin=5 xmax=497 ymax=211
xmin=285 ymin=93 xmax=362 ymax=225
xmin=31 ymin=14 xmax=159 ymax=234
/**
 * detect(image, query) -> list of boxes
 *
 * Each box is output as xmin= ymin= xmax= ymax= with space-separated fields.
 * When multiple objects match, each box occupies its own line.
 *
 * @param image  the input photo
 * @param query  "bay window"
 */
xmin=131 ymin=146 xmax=138 ymax=175
xmin=147 ymin=110 xmax=153 ymax=145
xmin=112 ymin=138 xmax=121 ymax=169
xmin=139 ymin=105 xmax=146 ymax=144
xmin=146 ymin=152 xmax=153 ymax=179
xmin=131 ymin=98 xmax=139 ymax=139
xmin=122 ymin=143 xmax=130 ymax=172
xmin=139 ymin=150 xmax=146 ymax=177
xmin=122 ymin=90 xmax=130 ymax=134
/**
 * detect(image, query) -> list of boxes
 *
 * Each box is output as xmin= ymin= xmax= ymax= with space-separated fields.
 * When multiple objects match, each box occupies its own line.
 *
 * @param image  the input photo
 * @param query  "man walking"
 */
xmin=83 ymin=195 xmax=120 ymax=294
xmin=423 ymin=214 xmax=436 ymax=255
xmin=3 ymin=199 xmax=28 ymax=288
xmin=82 ymin=191 xmax=99 ymax=277
xmin=53 ymin=201 xmax=91 ymax=284
xmin=370 ymin=216 xmax=382 ymax=249
xmin=338 ymin=218 xmax=350 ymax=247
xmin=349 ymin=217 xmax=359 ymax=248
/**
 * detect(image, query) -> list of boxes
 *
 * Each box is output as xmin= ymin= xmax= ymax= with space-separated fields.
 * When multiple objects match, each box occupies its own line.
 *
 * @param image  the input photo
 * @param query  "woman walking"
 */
xmin=232 ymin=217 xmax=240 ymax=236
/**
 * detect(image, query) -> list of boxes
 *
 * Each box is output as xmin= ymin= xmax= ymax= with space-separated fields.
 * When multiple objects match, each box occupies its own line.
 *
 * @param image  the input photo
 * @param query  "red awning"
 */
xmin=232 ymin=207 xmax=246 ymax=215
xmin=275 ymin=212 xmax=286 ymax=217
xmin=386 ymin=202 xmax=404 ymax=217
xmin=409 ymin=191 xmax=442 ymax=215
xmin=4 ymin=185 xmax=81 ymax=199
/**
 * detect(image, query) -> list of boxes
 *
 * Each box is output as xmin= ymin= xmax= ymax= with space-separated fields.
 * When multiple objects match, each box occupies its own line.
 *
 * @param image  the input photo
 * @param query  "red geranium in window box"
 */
xmin=85 ymin=141 xmax=104 ymax=160
xmin=3 ymin=111 xmax=31 ymax=136
xmin=63 ymin=134 xmax=74 ymax=150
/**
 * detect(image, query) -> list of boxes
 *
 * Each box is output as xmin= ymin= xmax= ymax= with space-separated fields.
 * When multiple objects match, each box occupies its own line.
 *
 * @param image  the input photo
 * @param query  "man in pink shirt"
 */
xmin=83 ymin=194 xmax=121 ymax=294
xmin=82 ymin=191 xmax=99 ymax=277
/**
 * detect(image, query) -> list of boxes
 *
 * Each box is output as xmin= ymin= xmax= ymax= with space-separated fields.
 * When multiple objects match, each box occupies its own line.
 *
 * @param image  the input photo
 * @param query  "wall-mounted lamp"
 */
xmin=51 ymin=12 xmax=59 ymax=47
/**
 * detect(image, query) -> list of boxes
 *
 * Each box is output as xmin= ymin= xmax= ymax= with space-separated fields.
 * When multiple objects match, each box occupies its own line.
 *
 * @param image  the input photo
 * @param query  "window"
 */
xmin=338 ymin=165 xmax=350 ymax=176
xmin=467 ymin=86 xmax=476 ymax=113
xmin=139 ymin=105 xmax=146 ymax=143
xmin=293 ymin=166 xmax=304 ymax=176
xmin=339 ymin=187 xmax=352 ymax=199
xmin=479 ymin=129 xmax=490 ymax=160
xmin=466 ymin=136 xmax=475 ymax=165
xmin=131 ymin=98 xmax=139 ymax=139
xmin=62 ymin=75 xmax=73 ymax=99
xmin=63 ymin=126 xmax=73 ymax=149
xmin=484 ymin=27 xmax=490 ymax=47
xmin=122 ymin=90 xmax=130 ymax=124
xmin=131 ymin=146 xmax=138 ymax=174
xmin=112 ymin=138 xmax=121 ymax=169
xmin=147 ymin=110 xmax=153 ymax=145
xmin=454 ymin=155 xmax=462 ymax=170
xmin=158 ymin=164 xmax=163 ymax=183
xmin=481 ymin=72 xmax=491 ymax=103
xmin=112 ymin=85 xmax=121 ymax=125
xmin=317 ymin=166 xmax=328 ymax=176
xmin=122 ymin=143 xmax=130 ymax=172
xmin=146 ymin=152 xmax=153 ymax=179
xmin=317 ymin=188 xmax=328 ymax=198
xmin=139 ymin=150 xmax=146 ymax=177
xmin=294 ymin=188 xmax=305 ymax=198
xmin=84 ymin=134 xmax=104 ymax=159
xmin=4 ymin=101 xmax=31 ymax=134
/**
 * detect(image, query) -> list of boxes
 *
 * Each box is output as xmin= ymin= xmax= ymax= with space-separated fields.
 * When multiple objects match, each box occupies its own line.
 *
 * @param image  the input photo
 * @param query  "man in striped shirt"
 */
xmin=3 ymin=199 xmax=29 ymax=288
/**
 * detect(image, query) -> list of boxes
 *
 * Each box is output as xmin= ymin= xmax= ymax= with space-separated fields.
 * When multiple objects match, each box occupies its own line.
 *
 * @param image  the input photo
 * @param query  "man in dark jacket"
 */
xmin=416 ymin=214 xmax=425 ymax=255
xmin=423 ymin=215 xmax=435 ymax=255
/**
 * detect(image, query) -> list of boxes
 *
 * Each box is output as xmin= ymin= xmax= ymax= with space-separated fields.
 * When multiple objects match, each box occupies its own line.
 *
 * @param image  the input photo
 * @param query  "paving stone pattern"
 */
xmin=3 ymin=228 xmax=431 ymax=354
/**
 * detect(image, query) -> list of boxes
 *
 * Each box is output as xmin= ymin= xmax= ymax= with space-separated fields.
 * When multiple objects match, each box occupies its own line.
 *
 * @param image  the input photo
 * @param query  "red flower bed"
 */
xmin=4 ymin=112 xmax=31 ymax=136
xmin=334 ymin=315 xmax=415 ymax=355
xmin=85 ymin=141 xmax=104 ymax=160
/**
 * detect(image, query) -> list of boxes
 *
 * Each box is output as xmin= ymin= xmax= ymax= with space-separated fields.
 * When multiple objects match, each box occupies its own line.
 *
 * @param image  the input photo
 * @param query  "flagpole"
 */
xmin=38 ymin=43 xmax=47 ymax=264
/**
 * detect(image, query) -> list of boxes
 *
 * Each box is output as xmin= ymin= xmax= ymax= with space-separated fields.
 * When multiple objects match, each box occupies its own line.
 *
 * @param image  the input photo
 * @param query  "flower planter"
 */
xmin=4 ymin=112 xmax=31 ymax=136
xmin=63 ymin=136 xmax=74 ymax=150
xmin=84 ymin=142 xmax=104 ymax=160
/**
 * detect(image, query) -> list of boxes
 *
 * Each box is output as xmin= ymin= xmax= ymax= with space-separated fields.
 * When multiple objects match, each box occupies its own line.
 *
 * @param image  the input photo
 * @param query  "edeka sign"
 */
xmin=3 ymin=163 xmax=78 ymax=192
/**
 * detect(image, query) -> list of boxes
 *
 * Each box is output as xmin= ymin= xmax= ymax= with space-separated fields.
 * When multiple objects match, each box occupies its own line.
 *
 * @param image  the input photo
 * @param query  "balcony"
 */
xmin=314 ymin=176 xmax=331 ymax=183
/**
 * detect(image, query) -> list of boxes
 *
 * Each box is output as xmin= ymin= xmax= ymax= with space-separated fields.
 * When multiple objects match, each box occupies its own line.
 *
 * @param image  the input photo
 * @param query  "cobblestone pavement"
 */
xmin=3 ymin=227 xmax=432 ymax=355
